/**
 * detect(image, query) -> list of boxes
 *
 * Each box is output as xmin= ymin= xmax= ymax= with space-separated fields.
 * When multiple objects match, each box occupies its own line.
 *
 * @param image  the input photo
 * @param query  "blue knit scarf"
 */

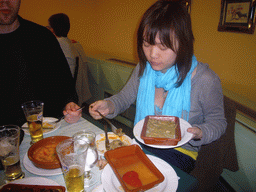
xmin=134 ymin=55 xmax=198 ymax=125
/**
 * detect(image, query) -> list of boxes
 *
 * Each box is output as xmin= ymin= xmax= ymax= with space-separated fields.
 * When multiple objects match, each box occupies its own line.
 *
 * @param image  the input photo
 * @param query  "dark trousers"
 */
xmin=141 ymin=143 xmax=196 ymax=173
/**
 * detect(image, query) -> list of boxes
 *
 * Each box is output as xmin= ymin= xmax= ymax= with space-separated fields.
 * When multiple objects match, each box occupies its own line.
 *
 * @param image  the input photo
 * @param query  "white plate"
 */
xmin=92 ymin=184 xmax=104 ymax=192
xmin=95 ymin=132 xmax=132 ymax=156
xmin=134 ymin=118 xmax=193 ymax=149
xmin=23 ymin=152 xmax=62 ymax=176
xmin=102 ymin=155 xmax=179 ymax=192
xmin=22 ymin=117 xmax=61 ymax=135
xmin=10 ymin=177 xmax=60 ymax=186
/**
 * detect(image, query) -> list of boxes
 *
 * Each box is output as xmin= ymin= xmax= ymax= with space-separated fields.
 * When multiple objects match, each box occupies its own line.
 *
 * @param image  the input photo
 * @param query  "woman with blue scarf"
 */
xmin=71 ymin=1 xmax=226 ymax=173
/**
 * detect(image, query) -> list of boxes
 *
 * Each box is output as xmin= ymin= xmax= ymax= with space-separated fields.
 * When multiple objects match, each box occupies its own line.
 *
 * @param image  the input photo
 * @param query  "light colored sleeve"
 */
xmin=189 ymin=65 xmax=227 ymax=147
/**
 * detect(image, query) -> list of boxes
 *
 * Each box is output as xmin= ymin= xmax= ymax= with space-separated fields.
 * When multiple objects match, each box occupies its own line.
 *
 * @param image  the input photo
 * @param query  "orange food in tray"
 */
xmin=28 ymin=136 xmax=70 ymax=169
xmin=33 ymin=143 xmax=59 ymax=163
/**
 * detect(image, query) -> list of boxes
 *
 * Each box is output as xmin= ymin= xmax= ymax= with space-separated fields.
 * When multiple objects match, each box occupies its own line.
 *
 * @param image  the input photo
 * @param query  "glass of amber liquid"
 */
xmin=56 ymin=138 xmax=89 ymax=192
xmin=0 ymin=125 xmax=25 ymax=182
xmin=21 ymin=100 xmax=44 ymax=144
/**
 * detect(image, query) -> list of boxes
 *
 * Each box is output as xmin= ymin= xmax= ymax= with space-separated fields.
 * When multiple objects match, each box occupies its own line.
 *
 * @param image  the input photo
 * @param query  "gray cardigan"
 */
xmin=106 ymin=62 xmax=227 ymax=152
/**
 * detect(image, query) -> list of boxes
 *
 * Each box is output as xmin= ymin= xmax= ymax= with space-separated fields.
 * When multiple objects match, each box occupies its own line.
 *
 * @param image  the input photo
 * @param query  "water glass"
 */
xmin=56 ymin=138 xmax=89 ymax=192
xmin=72 ymin=131 xmax=99 ymax=187
xmin=0 ymin=125 xmax=25 ymax=182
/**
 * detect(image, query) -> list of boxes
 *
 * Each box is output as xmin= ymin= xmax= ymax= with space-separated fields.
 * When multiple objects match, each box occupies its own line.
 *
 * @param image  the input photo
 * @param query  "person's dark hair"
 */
xmin=137 ymin=1 xmax=194 ymax=87
xmin=48 ymin=13 xmax=70 ymax=37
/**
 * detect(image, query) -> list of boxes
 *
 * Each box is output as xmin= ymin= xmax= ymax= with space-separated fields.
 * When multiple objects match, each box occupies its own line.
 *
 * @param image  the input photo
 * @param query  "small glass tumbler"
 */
xmin=0 ymin=125 xmax=25 ymax=183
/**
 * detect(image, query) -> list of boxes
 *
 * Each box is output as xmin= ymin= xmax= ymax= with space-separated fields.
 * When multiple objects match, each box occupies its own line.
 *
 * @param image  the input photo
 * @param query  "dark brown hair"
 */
xmin=48 ymin=13 xmax=70 ymax=37
xmin=137 ymin=1 xmax=194 ymax=87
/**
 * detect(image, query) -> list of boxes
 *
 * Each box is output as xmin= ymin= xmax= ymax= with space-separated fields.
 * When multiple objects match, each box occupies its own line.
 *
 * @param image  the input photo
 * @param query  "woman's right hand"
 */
xmin=89 ymin=100 xmax=115 ymax=120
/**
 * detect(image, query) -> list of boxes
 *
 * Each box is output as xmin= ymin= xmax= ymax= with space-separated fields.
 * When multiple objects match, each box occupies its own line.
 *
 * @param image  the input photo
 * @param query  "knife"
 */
xmin=22 ymin=126 xmax=54 ymax=129
xmin=104 ymin=124 xmax=110 ymax=151
xmin=96 ymin=110 xmax=124 ymax=137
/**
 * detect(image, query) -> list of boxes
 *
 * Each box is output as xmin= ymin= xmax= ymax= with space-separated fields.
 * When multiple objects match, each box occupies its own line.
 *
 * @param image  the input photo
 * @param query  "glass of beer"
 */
xmin=0 ymin=125 xmax=25 ymax=182
xmin=21 ymin=100 xmax=44 ymax=144
xmin=56 ymin=138 xmax=89 ymax=192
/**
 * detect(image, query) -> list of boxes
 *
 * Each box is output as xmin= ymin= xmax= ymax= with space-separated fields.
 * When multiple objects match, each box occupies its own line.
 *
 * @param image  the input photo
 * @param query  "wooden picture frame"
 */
xmin=218 ymin=0 xmax=256 ymax=34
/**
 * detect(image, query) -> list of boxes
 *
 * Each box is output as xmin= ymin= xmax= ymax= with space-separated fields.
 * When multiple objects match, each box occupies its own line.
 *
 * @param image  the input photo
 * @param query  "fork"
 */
xmin=104 ymin=124 xmax=110 ymax=151
xmin=51 ymin=105 xmax=85 ymax=124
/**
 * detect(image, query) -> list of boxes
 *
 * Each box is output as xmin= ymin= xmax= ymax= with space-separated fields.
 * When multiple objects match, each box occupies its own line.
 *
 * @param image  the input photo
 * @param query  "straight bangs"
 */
xmin=143 ymin=26 xmax=177 ymax=53
xmin=142 ymin=2 xmax=179 ymax=52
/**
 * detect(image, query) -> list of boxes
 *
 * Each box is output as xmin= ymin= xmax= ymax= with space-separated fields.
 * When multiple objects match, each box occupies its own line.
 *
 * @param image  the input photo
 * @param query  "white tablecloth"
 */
xmin=0 ymin=117 xmax=104 ymax=191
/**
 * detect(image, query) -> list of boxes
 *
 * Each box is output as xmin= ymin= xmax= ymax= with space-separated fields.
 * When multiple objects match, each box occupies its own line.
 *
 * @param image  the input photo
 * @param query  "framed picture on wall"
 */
xmin=218 ymin=0 xmax=256 ymax=34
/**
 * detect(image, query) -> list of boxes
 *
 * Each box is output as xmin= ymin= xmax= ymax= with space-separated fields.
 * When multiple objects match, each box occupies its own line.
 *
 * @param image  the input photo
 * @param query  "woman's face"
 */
xmin=142 ymin=33 xmax=178 ymax=73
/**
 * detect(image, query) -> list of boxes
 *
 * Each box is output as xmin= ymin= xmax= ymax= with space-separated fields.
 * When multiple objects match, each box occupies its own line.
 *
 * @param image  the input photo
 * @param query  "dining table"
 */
xmin=0 ymin=116 xmax=198 ymax=192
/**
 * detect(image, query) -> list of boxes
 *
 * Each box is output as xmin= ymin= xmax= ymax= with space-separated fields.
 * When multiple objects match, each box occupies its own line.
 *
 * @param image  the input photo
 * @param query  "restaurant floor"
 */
xmin=81 ymin=103 xmax=236 ymax=192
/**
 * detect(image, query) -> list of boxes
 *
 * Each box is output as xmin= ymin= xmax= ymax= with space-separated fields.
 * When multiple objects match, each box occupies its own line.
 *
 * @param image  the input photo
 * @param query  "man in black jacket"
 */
xmin=0 ymin=0 xmax=78 ymax=127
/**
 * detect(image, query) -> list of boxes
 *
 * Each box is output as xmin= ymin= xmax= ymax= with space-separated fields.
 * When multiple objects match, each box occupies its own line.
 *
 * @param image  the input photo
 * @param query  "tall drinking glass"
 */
xmin=72 ymin=131 xmax=99 ymax=187
xmin=0 ymin=125 xmax=25 ymax=183
xmin=56 ymin=138 xmax=89 ymax=192
xmin=21 ymin=100 xmax=44 ymax=144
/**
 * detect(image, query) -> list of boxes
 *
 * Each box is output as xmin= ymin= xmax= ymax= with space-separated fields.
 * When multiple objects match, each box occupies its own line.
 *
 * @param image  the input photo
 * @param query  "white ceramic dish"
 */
xmin=22 ymin=117 xmax=61 ymax=135
xmin=92 ymin=184 xmax=104 ymax=192
xmin=95 ymin=132 xmax=132 ymax=156
xmin=23 ymin=152 xmax=62 ymax=176
xmin=134 ymin=117 xmax=193 ymax=149
xmin=101 ymin=155 xmax=179 ymax=192
xmin=10 ymin=176 xmax=60 ymax=185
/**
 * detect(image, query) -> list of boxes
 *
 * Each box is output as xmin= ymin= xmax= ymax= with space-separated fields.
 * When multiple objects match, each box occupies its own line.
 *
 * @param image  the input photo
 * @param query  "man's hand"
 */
xmin=63 ymin=102 xmax=82 ymax=123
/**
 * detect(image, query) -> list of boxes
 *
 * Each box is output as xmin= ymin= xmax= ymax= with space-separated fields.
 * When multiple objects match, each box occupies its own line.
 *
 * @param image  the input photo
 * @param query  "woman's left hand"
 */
xmin=63 ymin=102 xmax=82 ymax=124
xmin=187 ymin=127 xmax=203 ymax=140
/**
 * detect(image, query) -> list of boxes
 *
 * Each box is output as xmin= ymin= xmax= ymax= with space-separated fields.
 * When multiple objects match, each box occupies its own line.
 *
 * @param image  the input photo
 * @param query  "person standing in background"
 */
xmin=48 ymin=13 xmax=79 ymax=77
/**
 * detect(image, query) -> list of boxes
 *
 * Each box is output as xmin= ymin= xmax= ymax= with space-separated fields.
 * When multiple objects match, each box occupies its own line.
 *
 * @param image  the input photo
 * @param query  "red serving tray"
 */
xmin=104 ymin=144 xmax=164 ymax=192
xmin=140 ymin=115 xmax=181 ymax=146
xmin=0 ymin=184 xmax=65 ymax=192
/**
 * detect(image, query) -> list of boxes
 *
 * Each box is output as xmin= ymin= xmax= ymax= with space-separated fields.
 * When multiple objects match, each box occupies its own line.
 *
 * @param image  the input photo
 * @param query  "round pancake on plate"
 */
xmin=96 ymin=132 xmax=132 ymax=155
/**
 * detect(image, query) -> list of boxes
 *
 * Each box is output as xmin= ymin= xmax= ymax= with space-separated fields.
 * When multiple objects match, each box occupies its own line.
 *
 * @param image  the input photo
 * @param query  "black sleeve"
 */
xmin=29 ymin=26 xmax=78 ymax=118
